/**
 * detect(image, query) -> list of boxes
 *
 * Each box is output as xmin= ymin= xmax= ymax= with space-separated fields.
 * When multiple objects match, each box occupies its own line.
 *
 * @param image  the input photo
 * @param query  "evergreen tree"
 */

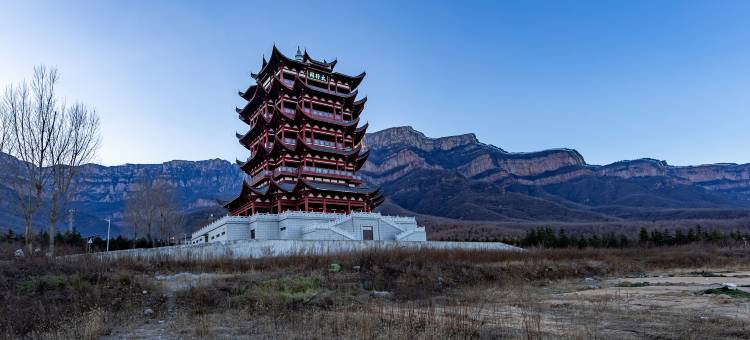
xmin=638 ymin=228 xmax=650 ymax=245
xmin=618 ymin=234 xmax=630 ymax=248
xmin=696 ymin=225 xmax=704 ymax=241
xmin=687 ymin=228 xmax=696 ymax=243
xmin=650 ymin=230 xmax=664 ymax=246
xmin=557 ymin=229 xmax=570 ymax=248
xmin=675 ymin=229 xmax=686 ymax=245
xmin=589 ymin=234 xmax=602 ymax=248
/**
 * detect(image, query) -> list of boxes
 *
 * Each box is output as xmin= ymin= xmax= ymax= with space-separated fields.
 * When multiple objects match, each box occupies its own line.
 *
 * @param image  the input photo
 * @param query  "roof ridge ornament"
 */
xmin=295 ymin=46 xmax=303 ymax=61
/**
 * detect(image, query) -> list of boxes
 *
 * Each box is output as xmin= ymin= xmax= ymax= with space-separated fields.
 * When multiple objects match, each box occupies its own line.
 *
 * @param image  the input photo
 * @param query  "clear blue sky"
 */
xmin=1 ymin=1 xmax=748 ymax=166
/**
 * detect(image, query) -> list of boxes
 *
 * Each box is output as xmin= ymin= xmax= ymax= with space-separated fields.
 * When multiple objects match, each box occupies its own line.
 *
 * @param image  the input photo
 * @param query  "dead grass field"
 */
xmin=2 ymin=244 xmax=750 ymax=339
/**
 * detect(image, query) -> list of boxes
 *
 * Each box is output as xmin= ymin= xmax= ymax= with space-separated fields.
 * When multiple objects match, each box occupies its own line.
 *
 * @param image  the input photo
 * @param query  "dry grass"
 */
xmin=2 ymin=244 xmax=750 ymax=339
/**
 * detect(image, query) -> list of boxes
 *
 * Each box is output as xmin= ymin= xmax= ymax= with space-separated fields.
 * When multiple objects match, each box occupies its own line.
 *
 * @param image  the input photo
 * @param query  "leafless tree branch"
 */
xmin=125 ymin=179 xmax=182 ymax=247
xmin=1 ymin=66 xmax=100 ymax=255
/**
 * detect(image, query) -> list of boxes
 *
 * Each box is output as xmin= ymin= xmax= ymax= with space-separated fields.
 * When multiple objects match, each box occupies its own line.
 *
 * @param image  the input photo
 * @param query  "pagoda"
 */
xmin=224 ymin=46 xmax=383 ymax=216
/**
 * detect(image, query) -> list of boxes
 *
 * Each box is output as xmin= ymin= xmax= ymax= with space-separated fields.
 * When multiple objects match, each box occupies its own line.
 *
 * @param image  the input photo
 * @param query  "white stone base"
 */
xmin=191 ymin=211 xmax=427 ymax=244
xmin=88 ymin=240 xmax=521 ymax=262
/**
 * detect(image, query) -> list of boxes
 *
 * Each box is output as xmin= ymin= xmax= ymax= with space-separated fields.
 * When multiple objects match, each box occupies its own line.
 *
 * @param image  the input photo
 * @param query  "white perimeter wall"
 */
xmin=84 ymin=240 xmax=521 ymax=262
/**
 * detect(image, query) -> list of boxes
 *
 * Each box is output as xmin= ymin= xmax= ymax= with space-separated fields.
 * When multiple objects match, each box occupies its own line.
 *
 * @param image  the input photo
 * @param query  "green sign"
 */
xmin=307 ymin=70 xmax=328 ymax=83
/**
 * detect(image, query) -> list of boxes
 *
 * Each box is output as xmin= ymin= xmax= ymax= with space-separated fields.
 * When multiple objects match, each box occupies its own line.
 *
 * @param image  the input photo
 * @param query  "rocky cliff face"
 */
xmin=361 ymin=126 xmax=750 ymax=222
xmin=362 ymin=126 xmax=587 ymax=185
xmin=362 ymin=126 xmax=750 ymax=195
xmin=71 ymin=159 xmax=241 ymax=208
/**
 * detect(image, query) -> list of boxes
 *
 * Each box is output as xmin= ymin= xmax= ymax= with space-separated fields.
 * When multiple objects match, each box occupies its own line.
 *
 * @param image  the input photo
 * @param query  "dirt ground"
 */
xmin=102 ymin=269 xmax=750 ymax=339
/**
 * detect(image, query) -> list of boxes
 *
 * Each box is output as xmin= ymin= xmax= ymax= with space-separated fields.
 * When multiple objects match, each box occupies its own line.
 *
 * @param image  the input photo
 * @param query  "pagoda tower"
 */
xmin=225 ymin=46 xmax=383 ymax=216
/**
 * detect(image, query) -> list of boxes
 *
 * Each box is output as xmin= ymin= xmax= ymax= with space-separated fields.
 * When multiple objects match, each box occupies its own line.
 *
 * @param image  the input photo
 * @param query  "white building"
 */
xmin=191 ymin=211 xmax=427 ymax=244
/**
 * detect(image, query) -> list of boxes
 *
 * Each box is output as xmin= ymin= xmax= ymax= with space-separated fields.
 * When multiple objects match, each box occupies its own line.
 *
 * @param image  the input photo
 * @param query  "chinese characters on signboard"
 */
xmin=307 ymin=70 xmax=327 ymax=83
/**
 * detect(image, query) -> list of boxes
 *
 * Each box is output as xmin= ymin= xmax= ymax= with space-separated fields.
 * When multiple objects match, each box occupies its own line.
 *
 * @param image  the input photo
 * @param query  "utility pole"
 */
xmin=105 ymin=218 xmax=111 ymax=252
xmin=68 ymin=209 xmax=76 ymax=233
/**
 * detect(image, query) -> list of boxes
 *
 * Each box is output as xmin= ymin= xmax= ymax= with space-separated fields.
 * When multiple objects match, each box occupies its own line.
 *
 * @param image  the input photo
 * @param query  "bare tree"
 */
xmin=0 ymin=97 xmax=8 ymax=154
xmin=125 ymin=179 xmax=182 ymax=247
xmin=154 ymin=183 xmax=183 ymax=245
xmin=2 ymin=66 xmax=61 ymax=253
xmin=47 ymin=103 xmax=101 ymax=255
xmin=1 ymin=66 xmax=101 ymax=255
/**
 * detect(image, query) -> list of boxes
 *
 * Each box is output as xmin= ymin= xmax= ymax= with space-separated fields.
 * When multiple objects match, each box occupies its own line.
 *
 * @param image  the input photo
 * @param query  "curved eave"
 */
xmin=253 ymin=45 xmax=295 ymax=82
xmin=297 ymin=141 xmax=361 ymax=158
xmin=239 ymin=151 xmax=264 ymax=172
xmin=238 ymin=125 xmax=263 ymax=147
xmin=303 ymin=50 xmax=336 ymax=70
xmin=223 ymin=179 xmax=253 ymax=209
xmin=333 ymin=71 xmax=366 ymax=89
xmin=238 ymin=86 xmax=268 ymax=116
xmin=353 ymin=96 xmax=367 ymax=108
xmin=223 ymin=195 xmax=246 ymax=209
xmin=239 ymin=84 xmax=258 ymax=101
xmin=355 ymin=149 xmax=370 ymax=170
xmin=249 ymin=186 xmax=270 ymax=196
xmin=300 ymin=81 xmax=359 ymax=101
xmin=267 ymin=180 xmax=296 ymax=194
xmin=353 ymin=122 xmax=368 ymax=144
xmin=371 ymin=195 xmax=385 ymax=208
xmin=299 ymin=179 xmax=378 ymax=195
xmin=352 ymin=97 xmax=367 ymax=118
xmin=238 ymin=77 xmax=297 ymax=117
xmin=296 ymin=106 xmax=360 ymax=129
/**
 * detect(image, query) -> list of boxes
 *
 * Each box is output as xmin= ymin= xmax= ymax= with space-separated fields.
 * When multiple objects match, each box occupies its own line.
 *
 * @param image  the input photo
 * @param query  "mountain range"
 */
xmin=1 ymin=126 xmax=749 ymax=238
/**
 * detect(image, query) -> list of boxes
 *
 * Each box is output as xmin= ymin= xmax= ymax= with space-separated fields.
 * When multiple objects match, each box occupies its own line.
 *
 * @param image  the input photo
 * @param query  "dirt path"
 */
xmin=102 ymin=273 xmax=233 ymax=339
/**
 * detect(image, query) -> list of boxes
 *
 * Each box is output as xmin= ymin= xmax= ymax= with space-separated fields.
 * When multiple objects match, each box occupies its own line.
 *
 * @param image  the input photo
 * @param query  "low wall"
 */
xmin=82 ymin=240 xmax=521 ymax=262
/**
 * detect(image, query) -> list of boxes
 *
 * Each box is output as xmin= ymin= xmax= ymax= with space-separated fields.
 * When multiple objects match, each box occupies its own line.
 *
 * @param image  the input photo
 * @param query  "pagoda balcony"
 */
xmin=304 ymin=138 xmax=352 ymax=151
xmin=282 ymin=137 xmax=297 ymax=145
xmin=250 ymin=170 xmax=272 ymax=185
xmin=303 ymin=108 xmax=351 ymax=123
xmin=301 ymin=166 xmax=362 ymax=180
xmin=273 ymin=166 xmax=298 ymax=176
xmin=282 ymin=107 xmax=296 ymax=115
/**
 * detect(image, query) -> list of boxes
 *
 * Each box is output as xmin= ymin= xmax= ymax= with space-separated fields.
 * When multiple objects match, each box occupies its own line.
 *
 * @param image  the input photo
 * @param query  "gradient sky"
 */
xmin=1 ymin=1 xmax=748 ymax=166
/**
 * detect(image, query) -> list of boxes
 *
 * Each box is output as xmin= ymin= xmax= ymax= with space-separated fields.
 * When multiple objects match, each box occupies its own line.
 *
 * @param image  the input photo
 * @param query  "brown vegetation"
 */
xmin=2 ymin=243 xmax=749 ymax=339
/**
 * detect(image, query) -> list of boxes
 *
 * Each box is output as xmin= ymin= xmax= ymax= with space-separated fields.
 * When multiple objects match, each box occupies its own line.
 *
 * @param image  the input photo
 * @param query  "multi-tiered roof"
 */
xmin=225 ymin=46 xmax=383 ymax=215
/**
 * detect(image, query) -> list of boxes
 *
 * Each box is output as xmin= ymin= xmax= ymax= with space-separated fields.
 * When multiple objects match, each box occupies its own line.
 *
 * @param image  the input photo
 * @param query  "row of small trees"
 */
xmin=0 ymin=66 xmax=101 ymax=256
xmin=123 ymin=179 xmax=184 ymax=246
xmin=519 ymin=227 xmax=630 ymax=248
xmin=1 ymin=228 xmax=181 ymax=253
xmin=518 ymin=226 xmax=750 ymax=248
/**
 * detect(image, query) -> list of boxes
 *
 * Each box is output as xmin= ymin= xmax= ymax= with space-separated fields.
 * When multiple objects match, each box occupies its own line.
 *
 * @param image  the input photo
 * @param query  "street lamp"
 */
xmin=105 ymin=218 xmax=111 ymax=252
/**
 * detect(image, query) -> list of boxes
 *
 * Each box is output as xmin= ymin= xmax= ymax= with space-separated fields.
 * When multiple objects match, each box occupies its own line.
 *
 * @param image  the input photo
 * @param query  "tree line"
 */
xmin=2 ymin=227 xmax=185 ymax=254
xmin=517 ymin=226 xmax=750 ymax=248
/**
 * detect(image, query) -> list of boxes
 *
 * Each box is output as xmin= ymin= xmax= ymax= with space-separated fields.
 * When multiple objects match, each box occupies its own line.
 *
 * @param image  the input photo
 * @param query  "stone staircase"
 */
xmin=302 ymin=215 xmax=356 ymax=240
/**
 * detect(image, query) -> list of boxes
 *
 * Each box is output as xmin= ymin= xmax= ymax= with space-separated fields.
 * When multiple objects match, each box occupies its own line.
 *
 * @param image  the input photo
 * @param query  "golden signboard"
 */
xmin=307 ymin=70 xmax=327 ymax=83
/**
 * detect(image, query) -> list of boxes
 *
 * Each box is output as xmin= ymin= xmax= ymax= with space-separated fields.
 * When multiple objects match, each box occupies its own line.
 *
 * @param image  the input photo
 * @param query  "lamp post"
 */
xmin=105 ymin=218 xmax=111 ymax=252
